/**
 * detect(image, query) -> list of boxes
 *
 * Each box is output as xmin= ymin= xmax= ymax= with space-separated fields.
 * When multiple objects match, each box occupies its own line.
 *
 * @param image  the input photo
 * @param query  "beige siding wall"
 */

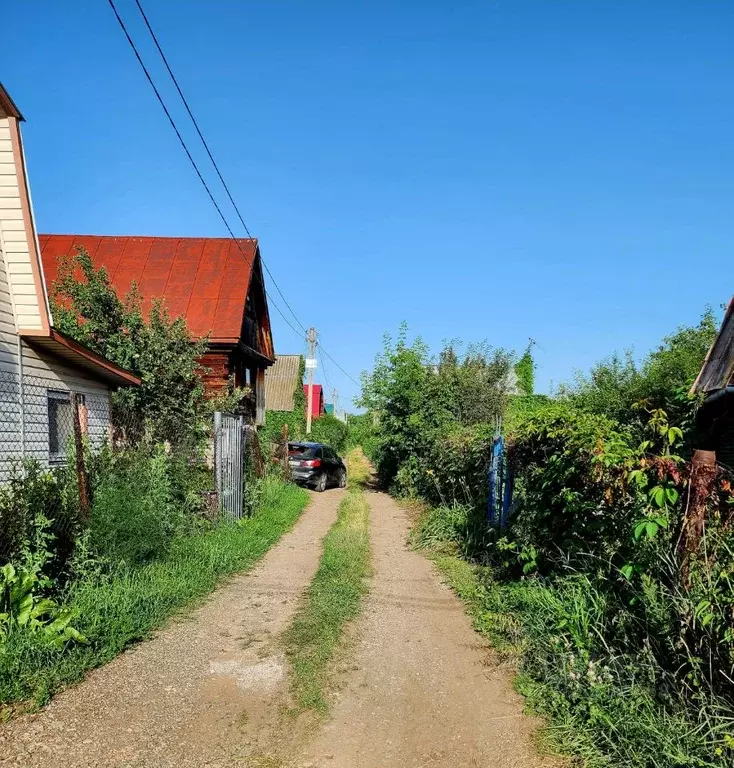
xmin=0 ymin=115 xmax=44 ymax=331
xmin=0 ymin=237 xmax=19 ymax=372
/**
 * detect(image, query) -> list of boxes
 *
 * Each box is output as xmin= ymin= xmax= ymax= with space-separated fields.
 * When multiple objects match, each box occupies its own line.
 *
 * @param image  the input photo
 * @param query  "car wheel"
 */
xmin=338 ymin=469 xmax=347 ymax=488
xmin=315 ymin=472 xmax=327 ymax=492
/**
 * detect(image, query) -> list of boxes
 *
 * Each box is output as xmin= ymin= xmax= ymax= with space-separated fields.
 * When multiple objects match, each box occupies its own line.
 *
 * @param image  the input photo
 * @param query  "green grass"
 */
xmin=0 ymin=477 xmax=309 ymax=712
xmin=345 ymin=447 xmax=372 ymax=488
xmin=283 ymin=487 xmax=371 ymax=713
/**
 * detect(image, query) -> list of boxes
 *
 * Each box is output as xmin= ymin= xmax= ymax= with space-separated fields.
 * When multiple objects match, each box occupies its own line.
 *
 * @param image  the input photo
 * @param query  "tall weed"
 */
xmin=0 ymin=477 xmax=309 ymax=710
xmin=89 ymin=447 xmax=182 ymax=566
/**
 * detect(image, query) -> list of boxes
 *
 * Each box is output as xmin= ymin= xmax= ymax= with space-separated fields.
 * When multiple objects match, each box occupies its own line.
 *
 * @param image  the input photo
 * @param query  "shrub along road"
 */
xmin=0 ymin=487 xmax=557 ymax=768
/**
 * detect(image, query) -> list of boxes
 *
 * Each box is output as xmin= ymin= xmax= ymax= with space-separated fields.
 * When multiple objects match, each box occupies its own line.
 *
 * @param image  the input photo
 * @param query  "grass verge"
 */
xmin=345 ymin=447 xmax=372 ymax=488
xmin=283 ymin=487 xmax=370 ymax=713
xmin=0 ymin=477 xmax=309 ymax=712
xmin=428 ymin=544 xmax=734 ymax=768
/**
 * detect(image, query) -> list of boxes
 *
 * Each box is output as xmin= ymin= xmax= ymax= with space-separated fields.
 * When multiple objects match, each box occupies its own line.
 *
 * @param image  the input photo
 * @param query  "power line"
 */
xmin=317 ymin=343 xmax=332 ymax=393
xmin=106 ymin=0 xmax=304 ymax=341
xmin=319 ymin=345 xmax=361 ymax=388
xmin=132 ymin=0 xmax=308 ymax=336
xmin=110 ymin=0 xmax=361 ymax=388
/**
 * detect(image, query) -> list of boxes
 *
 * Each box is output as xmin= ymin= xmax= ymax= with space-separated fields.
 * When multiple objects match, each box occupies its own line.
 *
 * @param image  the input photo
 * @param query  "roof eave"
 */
xmin=20 ymin=328 xmax=141 ymax=389
xmin=690 ymin=296 xmax=734 ymax=395
xmin=0 ymin=83 xmax=24 ymax=121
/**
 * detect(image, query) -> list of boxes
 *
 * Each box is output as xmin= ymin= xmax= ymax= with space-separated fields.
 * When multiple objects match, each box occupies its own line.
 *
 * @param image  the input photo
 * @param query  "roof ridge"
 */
xmin=39 ymin=233 xmax=258 ymax=243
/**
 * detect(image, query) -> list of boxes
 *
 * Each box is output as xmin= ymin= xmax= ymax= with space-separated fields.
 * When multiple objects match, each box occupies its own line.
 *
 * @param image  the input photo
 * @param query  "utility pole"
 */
xmin=332 ymin=389 xmax=339 ymax=420
xmin=306 ymin=327 xmax=316 ymax=435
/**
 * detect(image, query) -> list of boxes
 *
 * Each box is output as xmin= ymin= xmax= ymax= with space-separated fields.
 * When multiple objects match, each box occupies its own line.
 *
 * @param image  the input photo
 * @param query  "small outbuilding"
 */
xmin=691 ymin=297 xmax=734 ymax=470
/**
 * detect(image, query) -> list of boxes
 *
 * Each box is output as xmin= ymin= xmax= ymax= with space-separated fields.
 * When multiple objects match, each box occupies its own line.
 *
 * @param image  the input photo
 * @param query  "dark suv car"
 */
xmin=288 ymin=442 xmax=347 ymax=492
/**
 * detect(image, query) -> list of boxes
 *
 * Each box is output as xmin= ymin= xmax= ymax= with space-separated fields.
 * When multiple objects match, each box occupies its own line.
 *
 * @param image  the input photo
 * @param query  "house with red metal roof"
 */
xmin=0 ymin=84 xmax=140 ymax=479
xmin=38 ymin=234 xmax=276 ymax=424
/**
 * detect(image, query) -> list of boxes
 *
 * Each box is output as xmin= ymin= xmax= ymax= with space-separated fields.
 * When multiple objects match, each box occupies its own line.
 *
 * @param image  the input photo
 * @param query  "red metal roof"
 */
xmin=39 ymin=235 xmax=259 ymax=343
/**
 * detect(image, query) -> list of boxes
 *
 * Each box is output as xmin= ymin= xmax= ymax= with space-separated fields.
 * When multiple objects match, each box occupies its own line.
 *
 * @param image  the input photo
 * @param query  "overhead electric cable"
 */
xmin=107 ymin=0 xmax=304 ymax=340
xmin=132 ymin=0 xmax=308 ymax=336
xmin=111 ymin=0 xmax=360 ymax=386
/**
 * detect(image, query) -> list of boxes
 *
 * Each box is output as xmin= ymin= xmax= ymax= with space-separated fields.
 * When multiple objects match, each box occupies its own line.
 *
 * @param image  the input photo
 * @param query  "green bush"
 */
xmin=88 ymin=447 xmax=184 ymax=566
xmin=344 ymin=412 xmax=378 ymax=457
xmin=309 ymin=413 xmax=350 ymax=454
xmin=509 ymin=400 xmax=639 ymax=569
xmin=359 ymin=326 xmax=512 ymax=494
xmin=0 ymin=461 xmax=80 ymax=581
xmin=560 ymin=309 xmax=717 ymax=436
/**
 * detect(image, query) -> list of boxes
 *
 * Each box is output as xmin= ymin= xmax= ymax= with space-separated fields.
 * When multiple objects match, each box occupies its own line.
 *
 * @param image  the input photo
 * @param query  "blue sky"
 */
xmin=4 ymin=1 xmax=733 ymax=406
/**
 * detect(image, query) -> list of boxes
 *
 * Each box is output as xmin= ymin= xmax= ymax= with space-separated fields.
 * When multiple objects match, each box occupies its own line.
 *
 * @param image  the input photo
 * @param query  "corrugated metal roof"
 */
xmin=39 ymin=235 xmax=259 ymax=343
xmin=691 ymin=297 xmax=734 ymax=395
xmin=265 ymin=354 xmax=302 ymax=411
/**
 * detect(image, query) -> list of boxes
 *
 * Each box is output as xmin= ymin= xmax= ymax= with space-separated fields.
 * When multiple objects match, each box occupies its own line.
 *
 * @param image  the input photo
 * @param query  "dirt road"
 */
xmin=0 ymin=491 xmax=342 ymax=768
xmin=0 ymin=489 xmax=556 ymax=768
xmin=298 ymin=491 xmax=556 ymax=768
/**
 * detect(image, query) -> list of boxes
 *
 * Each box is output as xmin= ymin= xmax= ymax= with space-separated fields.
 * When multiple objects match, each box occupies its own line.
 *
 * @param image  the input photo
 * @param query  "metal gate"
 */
xmin=214 ymin=411 xmax=245 ymax=521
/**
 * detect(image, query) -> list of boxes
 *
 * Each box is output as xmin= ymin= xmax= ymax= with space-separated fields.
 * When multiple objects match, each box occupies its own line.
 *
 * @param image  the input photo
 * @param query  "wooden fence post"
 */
xmin=72 ymin=392 xmax=91 ymax=522
xmin=251 ymin=426 xmax=265 ymax=478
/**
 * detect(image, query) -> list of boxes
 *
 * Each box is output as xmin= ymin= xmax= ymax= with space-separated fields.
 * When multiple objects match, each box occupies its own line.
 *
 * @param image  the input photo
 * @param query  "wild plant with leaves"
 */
xmin=362 ymin=307 xmax=734 ymax=766
xmin=358 ymin=324 xmax=514 ymax=498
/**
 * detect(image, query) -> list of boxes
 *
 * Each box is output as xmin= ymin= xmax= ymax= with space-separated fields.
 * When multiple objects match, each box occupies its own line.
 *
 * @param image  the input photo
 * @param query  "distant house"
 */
xmin=262 ymin=354 xmax=324 ymax=420
xmin=39 ymin=234 xmax=275 ymax=424
xmin=0 ymin=84 xmax=140 ymax=479
xmin=304 ymin=383 xmax=325 ymax=419
xmin=264 ymin=354 xmax=302 ymax=412
xmin=691 ymin=297 xmax=734 ymax=470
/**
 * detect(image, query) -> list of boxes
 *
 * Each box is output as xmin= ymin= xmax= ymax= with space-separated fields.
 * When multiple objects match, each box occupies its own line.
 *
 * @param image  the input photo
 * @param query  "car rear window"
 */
xmin=288 ymin=444 xmax=317 ymax=459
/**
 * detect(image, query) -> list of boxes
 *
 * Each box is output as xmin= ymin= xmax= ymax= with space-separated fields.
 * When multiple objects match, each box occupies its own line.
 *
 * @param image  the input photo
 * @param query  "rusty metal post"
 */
xmin=678 ymin=450 xmax=718 ymax=582
xmin=72 ymin=392 xmax=92 ymax=523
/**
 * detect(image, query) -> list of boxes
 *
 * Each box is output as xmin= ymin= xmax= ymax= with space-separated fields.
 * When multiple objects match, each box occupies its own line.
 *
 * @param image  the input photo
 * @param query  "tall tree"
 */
xmin=51 ymin=248 xmax=208 ymax=444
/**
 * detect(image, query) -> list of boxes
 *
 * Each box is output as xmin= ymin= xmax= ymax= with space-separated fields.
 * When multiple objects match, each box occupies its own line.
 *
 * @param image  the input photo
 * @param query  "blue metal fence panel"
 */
xmin=488 ymin=436 xmax=503 ymax=526
xmin=488 ymin=436 xmax=514 ymax=529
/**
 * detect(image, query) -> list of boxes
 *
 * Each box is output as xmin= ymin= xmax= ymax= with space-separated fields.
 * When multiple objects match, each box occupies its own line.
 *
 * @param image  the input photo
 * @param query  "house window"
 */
xmin=48 ymin=390 xmax=82 ymax=465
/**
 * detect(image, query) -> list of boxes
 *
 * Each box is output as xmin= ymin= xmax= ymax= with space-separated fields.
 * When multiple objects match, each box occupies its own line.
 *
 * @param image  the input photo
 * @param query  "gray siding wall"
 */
xmin=0 ymin=236 xmax=21 ymax=478
xmin=20 ymin=344 xmax=111 ymax=468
